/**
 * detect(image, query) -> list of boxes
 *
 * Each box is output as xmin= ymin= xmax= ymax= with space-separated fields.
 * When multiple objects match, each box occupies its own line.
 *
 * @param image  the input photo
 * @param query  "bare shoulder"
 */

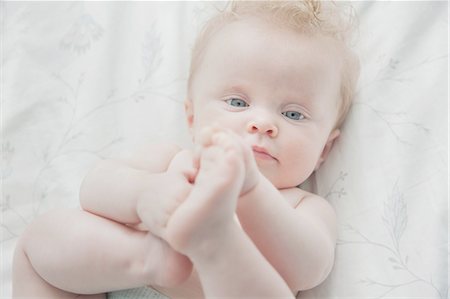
xmin=125 ymin=142 xmax=183 ymax=171
xmin=281 ymin=188 xmax=337 ymax=238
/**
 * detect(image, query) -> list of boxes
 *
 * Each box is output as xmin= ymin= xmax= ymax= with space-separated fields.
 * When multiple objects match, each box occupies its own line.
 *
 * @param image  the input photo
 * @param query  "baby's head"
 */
xmin=185 ymin=0 xmax=360 ymax=188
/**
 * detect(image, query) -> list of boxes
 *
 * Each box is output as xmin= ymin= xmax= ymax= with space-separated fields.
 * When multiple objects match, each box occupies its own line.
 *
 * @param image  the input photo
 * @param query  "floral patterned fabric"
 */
xmin=2 ymin=2 xmax=448 ymax=298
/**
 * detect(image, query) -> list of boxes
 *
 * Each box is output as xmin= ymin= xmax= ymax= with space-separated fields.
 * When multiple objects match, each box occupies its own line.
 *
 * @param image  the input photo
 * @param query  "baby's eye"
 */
xmin=282 ymin=111 xmax=305 ymax=121
xmin=226 ymin=98 xmax=249 ymax=108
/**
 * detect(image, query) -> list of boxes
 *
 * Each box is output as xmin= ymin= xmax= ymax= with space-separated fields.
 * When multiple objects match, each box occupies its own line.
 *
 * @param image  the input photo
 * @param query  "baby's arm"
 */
xmin=238 ymin=176 xmax=337 ymax=292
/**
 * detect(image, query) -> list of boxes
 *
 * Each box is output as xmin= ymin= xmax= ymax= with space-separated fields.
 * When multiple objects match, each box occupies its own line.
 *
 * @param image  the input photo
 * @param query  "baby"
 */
xmin=13 ymin=1 xmax=359 ymax=298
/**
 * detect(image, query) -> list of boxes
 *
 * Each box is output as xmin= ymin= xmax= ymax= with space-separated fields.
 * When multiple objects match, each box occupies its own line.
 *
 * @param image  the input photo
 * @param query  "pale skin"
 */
xmin=13 ymin=18 xmax=343 ymax=298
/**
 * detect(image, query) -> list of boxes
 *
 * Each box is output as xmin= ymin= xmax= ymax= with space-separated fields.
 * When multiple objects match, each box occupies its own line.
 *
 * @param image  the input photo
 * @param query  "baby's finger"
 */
xmin=199 ymin=124 xmax=225 ymax=145
xmin=193 ymin=144 xmax=202 ymax=169
xmin=183 ymin=167 xmax=198 ymax=184
xmin=198 ymin=126 xmax=214 ymax=146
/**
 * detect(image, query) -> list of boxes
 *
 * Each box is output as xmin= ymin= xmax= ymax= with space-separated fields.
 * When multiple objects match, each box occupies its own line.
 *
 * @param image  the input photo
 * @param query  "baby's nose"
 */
xmin=247 ymin=119 xmax=278 ymax=138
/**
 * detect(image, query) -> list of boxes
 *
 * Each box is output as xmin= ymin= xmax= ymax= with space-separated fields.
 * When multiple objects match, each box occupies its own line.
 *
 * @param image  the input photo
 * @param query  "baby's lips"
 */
xmin=252 ymin=145 xmax=277 ymax=161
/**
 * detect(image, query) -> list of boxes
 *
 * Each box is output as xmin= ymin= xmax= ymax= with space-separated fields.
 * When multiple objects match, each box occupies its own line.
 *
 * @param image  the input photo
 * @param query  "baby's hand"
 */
xmin=196 ymin=126 xmax=260 ymax=196
xmin=167 ymin=149 xmax=199 ymax=183
xmin=136 ymin=151 xmax=195 ymax=237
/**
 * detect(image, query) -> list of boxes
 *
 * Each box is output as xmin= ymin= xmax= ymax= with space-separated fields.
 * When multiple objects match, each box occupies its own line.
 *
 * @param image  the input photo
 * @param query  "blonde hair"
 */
xmin=188 ymin=0 xmax=360 ymax=129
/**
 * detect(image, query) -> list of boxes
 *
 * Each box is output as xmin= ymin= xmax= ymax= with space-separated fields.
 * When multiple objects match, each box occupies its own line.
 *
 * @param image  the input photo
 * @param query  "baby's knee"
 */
xmin=12 ymin=235 xmax=27 ymax=273
xmin=12 ymin=234 xmax=38 ymax=296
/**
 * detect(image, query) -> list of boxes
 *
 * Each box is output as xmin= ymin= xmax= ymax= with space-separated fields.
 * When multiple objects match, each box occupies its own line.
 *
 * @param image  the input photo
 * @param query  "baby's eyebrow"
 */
xmin=282 ymin=95 xmax=318 ymax=113
xmin=282 ymin=93 xmax=312 ymax=104
xmin=222 ymin=84 xmax=247 ymax=94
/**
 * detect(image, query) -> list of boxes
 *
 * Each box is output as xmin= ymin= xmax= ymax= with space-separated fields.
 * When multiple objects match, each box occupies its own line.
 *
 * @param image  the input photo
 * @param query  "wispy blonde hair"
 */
xmin=188 ymin=0 xmax=360 ymax=129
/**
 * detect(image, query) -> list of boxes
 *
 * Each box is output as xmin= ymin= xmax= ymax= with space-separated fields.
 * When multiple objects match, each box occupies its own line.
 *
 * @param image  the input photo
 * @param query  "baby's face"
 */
xmin=186 ymin=19 xmax=343 ymax=188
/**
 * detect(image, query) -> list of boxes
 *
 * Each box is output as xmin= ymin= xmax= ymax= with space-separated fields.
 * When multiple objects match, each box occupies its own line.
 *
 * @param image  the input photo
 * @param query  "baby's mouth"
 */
xmin=252 ymin=145 xmax=277 ymax=161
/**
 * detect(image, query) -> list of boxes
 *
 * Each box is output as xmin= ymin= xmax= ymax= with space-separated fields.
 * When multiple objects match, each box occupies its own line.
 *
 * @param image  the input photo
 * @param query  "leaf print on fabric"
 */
xmin=324 ymin=171 xmax=348 ymax=202
xmin=1 ymin=141 xmax=15 ymax=179
xmin=338 ymin=181 xmax=445 ymax=298
xmin=60 ymin=14 xmax=103 ymax=54
xmin=141 ymin=27 xmax=163 ymax=84
xmin=382 ymin=180 xmax=407 ymax=252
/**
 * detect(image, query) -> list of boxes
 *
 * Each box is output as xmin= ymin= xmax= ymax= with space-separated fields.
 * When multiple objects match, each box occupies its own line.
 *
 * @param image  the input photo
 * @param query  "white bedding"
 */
xmin=2 ymin=2 xmax=448 ymax=298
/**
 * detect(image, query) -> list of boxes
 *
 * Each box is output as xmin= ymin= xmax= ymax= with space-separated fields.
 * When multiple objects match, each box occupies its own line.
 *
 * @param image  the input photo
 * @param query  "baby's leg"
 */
xmin=13 ymin=241 xmax=105 ymax=299
xmin=13 ymin=208 xmax=192 ymax=297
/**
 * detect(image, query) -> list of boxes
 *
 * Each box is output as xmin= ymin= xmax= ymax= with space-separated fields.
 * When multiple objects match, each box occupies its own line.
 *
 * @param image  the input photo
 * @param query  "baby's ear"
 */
xmin=184 ymin=99 xmax=194 ymax=129
xmin=315 ymin=129 xmax=340 ymax=171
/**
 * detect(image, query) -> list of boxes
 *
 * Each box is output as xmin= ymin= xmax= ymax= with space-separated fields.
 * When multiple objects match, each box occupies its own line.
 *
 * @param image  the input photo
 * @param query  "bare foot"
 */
xmin=164 ymin=131 xmax=246 ymax=255
xmin=197 ymin=126 xmax=260 ymax=195
xmin=136 ymin=170 xmax=195 ymax=287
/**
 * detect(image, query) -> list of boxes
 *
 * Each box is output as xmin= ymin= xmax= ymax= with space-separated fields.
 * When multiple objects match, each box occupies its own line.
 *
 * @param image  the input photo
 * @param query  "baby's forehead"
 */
xmin=205 ymin=20 xmax=343 ymax=74
xmin=208 ymin=18 xmax=343 ymax=61
xmin=207 ymin=23 xmax=340 ymax=97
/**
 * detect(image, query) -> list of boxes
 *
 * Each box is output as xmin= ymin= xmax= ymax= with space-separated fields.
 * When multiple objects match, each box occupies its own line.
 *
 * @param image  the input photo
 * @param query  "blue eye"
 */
xmin=282 ymin=111 xmax=305 ymax=121
xmin=226 ymin=98 xmax=249 ymax=108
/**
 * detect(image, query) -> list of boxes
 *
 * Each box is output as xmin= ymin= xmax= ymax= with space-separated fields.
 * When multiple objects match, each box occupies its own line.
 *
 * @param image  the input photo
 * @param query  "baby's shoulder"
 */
xmin=279 ymin=187 xmax=308 ymax=208
xmin=282 ymin=187 xmax=336 ymax=235
xmin=280 ymin=187 xmax=331 ymax=210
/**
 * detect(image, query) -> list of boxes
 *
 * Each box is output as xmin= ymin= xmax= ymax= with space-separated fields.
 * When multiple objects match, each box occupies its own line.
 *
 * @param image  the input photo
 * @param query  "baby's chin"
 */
xmin=258 ymin=167 xmax=306 ymax=190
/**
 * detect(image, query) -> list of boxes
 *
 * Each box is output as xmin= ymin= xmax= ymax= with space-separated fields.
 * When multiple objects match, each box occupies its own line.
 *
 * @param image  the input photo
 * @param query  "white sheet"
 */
xmin=2 ymin=2 xmax=448 ymax=298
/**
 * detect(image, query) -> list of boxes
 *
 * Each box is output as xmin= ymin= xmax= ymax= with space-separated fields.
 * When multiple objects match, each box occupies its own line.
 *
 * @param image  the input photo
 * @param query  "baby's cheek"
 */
xmin=284 ymin=149 xmax=317 ymax=185
xmin=282 ymin=165 xmax=311 ymax=188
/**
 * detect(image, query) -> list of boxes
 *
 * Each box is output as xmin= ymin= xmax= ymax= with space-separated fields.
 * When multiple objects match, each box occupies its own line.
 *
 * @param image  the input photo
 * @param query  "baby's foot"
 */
xmin=136 ymin=172 xmax=194 ymax=286
xmin=198 ymin=126 xmax=260 ymax=195
xmin=136 ymin=170 xmax=193 ymax=239
xmin=164 ymin=131 xmax=245 ymax=255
